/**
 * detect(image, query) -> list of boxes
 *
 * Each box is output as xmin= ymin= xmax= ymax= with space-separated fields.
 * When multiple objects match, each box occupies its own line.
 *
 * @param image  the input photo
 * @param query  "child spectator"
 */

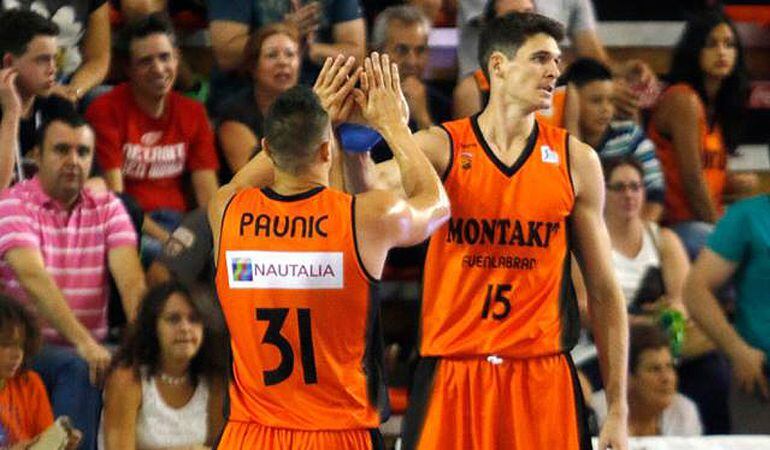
xmin=562 ymin=58 xmax=665 ymax=220
xmin=0 ymin=294 xmax=81 ymax=449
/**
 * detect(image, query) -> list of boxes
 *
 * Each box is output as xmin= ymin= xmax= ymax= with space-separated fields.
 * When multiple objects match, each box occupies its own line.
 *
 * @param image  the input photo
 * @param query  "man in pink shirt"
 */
xmin=0 ymin=110 xmax=146 ymax=450
xmin=86 ymin=13 xmax=219 ymax=250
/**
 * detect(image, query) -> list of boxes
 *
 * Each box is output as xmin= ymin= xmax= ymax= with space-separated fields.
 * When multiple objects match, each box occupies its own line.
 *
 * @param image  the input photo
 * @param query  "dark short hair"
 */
xmin=264 ymin=85 xmax=329 ymax=174
xmin=111 ymin=282 xmax=227 ymax=385
xmin=36 ymin=106 xmax=90 ymax=149
xmin=0 ymin=10 xmax=58 ymax=60
xmin=124 ymin=12 xmax=176 ymax=51
xmin=478 ymin=12 xmax=565 ymax=81
xmin=629 ymin=324 xmax=671 ymax=374
xmin=559 ymin=58 xmax=613 ymax=88
xmin=0 ymin=294 xmax=42 ymax=372
xmin=602 ymin=155 xmax=644 ymax=183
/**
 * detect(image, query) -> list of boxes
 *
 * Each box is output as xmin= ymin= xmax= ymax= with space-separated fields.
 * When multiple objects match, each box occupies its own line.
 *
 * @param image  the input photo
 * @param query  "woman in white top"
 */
xmin=102 ymin=282 xmax=226 ymax=450
xmin=603 ymin=156 xmax=689 ymax=323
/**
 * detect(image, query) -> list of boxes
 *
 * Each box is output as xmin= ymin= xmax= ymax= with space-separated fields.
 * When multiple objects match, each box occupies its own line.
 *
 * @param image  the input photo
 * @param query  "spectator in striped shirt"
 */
xmin=561 ymin=58 xmax=665 ymax=221
xmin=0 ymin=109 xmax=146 ymax=450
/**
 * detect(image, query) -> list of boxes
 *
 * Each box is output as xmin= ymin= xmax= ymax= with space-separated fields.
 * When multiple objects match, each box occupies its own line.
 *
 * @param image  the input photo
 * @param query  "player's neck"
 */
xmin=270 ymin=169 xmax=328 ymax=196
xmin=477 ymin=102 xmax=535 ymax=156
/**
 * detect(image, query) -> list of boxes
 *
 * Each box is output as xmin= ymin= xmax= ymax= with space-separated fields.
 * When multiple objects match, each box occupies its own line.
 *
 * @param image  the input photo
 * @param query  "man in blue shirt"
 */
xmin=685 ymin=194 xmax=770 ymax=433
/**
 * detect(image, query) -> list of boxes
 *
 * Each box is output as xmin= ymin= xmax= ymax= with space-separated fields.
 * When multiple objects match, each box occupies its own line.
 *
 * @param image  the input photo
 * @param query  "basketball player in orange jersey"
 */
xmin=208 ymin=54 xmax=450 ymax=449
xmin=396 ymin=12 xmax=629 ymax=450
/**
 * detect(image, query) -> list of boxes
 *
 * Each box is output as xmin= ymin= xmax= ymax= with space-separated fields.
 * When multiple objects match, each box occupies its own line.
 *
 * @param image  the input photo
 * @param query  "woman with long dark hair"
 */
xmin=648 ymin=10 xmax=749 ymax=259
xmin=101 ymin=283 xmax=227 ymax=449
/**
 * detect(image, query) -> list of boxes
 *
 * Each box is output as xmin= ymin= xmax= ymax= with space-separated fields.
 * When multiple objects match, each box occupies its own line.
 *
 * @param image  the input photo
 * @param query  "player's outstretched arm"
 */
xmin=569 ymin=137 xmax=629 ymax=450
xmin=353 ymin=53 xmax=450 ymax=275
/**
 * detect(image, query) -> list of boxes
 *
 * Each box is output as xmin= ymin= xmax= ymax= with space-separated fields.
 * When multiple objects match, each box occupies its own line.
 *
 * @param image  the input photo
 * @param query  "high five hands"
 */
xmin=312 ymin=52 xmax=409 ymax=128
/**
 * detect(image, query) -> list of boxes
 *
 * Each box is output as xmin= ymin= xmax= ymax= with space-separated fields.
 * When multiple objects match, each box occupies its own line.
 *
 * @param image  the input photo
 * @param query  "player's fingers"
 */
xmin=362 ymin=57 xmax=373 ymax=92
xmin=331 ymin=56 xmax=356 ymax=91
xmin=391 ymin=63 xmax=401 ymax=92
xmin=314 ymin=57 xmax=333 ymax=90
xmin=371 ymin=52 xmax=384 ymax=89
xmin=339 ymin=66 xmax=362 ymax=96
xmin=352 ymin=88 xmax=366 ymax=110
xmin=381 ymin=53 xmax=392 ymax=90
xmin=327 ymin=54 xmax=346 ymax=86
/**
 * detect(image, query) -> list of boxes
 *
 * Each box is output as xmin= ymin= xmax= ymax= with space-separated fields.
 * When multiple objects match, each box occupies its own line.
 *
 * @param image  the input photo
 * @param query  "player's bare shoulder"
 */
xmin=568 ymin=135 xmax=603 ymax=199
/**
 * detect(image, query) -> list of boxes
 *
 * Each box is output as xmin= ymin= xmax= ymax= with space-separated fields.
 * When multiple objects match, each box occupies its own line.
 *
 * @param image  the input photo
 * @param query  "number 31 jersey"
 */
xmin=215 ymin=187 xmax=385 ymax=430
xmin=421 ymin=116 xmax=579 ymax=359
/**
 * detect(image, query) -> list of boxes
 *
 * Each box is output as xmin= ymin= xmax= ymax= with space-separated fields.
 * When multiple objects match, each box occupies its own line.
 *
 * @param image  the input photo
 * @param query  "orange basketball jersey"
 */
xmin=473 ymin=69 xmax=566 ymax=127
xmin=214 ymin=187 xmax=385 ymax=431
xmin=420 ymin=116 xmax=579 ymax=358
xmin=648 ymin=83 xmax=727 ymax=223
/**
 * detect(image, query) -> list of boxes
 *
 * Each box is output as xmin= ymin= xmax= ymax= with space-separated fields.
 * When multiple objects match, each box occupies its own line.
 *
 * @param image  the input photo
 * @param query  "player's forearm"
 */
xmin=229 ymin=152 xmax=274 ymax=191
xmin=589 ymin=288 xmax=629 ymax=416
xmin=0 ymin=115 xmax=19 ymax=189
xmin=380 ymin=124 xmax=446 ymax=210
xmin=685 ymin=278 xmax=748 ymax=357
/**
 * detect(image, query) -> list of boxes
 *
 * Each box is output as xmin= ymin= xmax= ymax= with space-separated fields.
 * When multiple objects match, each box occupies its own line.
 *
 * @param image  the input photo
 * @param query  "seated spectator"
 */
xmin=603 ymin=157 xmax=687 ymax=323
xmin=1 ymin=0 xmax=111 ymax=104
xmin=0 ymin=110 xmax=145 ymax=450
xmin=685 ymin=193 xmax=770 ymax=434
xmin=85 ymin=13 xmax=219 ymax=249
xmin=602 ymin=156 xmax=730 ymax=435
xmin=0 ymin=10 xmax=73 ymax=187
xmin=592 ymin=324 xmax=703 ymax=436
xmin=647 ymin=10 xmax=749 ymax=259
xmin=102 ymin=282 xmax=226 ymax=449
xmin=562 ymin=58 xmax=664 ymax=220
xmin=206 ymin=0 xmax=365 ymax=113
xmin=372 ymin=5 xmax=451 ymax=131
xmin=0 ymin=294 xmax=81 ymax=449
xmin=115 ymin=0 xmax=210 ymax=101
xmin=453 ymin=0 xmax=655 ymax=121
xmin=216 ymin=22 xmax=300 ymax=183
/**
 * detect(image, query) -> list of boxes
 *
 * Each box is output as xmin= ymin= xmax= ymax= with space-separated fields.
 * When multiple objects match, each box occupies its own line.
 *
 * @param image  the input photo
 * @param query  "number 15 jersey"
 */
xmin=421 ymin=116 xmax=579 ymax=359
xmin=214 ymin=187 xmax=385 ymax=431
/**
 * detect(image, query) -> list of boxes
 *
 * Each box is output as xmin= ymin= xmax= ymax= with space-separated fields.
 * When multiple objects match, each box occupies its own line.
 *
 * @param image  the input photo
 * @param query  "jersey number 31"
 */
xmin=256 ymin=308 xmax=318 ymax=386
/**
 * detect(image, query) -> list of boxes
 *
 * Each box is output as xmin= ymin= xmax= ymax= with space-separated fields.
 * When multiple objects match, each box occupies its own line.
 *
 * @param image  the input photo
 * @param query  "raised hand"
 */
xmin=313 ymin=55 xmax=361 ymax=126
xmin=284 ymin=1 xmax=321 ymax=38
xmin=0 ymin=68 xmax=22 ymax=117
xmin=355 ymin=52 xmax=408 ymax=133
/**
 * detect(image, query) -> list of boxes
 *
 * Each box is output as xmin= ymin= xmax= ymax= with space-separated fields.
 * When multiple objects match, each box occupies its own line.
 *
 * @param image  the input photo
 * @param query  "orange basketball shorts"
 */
xmin=401 ymin=353 xmax=591 ymax=450
xmin=215 ymin=421 xmax=384 ymax=450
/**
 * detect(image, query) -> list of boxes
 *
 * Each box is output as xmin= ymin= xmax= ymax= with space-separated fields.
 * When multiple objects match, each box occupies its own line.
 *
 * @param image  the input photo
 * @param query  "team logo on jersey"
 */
xmin=460 ymin=152 xmax=473 ymax=169
xmin=231 ymin=257 xmax=254 ymax=281
xmin=140 ymin=131 xmax=163 ymax=146
xmin=540 ymin=145 xmax=559 ymax=164
xmin=226 ymin=251 xmax=344 ymax=289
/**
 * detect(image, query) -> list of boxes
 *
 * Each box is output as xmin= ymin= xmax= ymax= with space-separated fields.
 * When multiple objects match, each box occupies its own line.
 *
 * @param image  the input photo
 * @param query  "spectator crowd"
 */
xmin=0 ymin=0 xmax=768 ymax=448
